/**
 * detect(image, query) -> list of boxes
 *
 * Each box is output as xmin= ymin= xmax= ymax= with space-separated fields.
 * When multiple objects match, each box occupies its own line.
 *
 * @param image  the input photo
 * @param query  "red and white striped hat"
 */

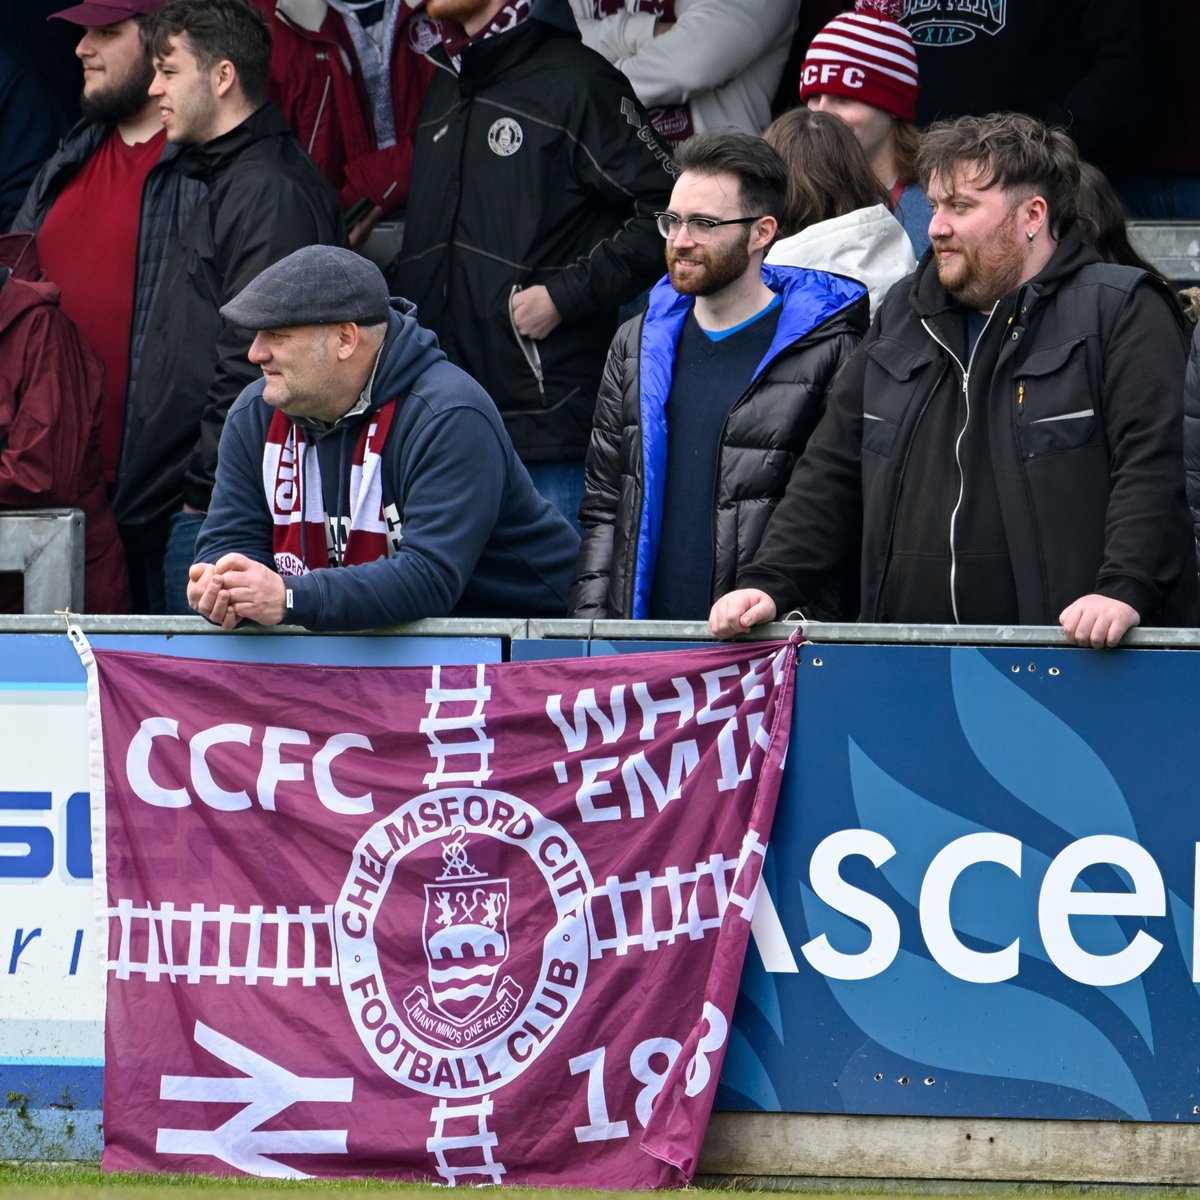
xmin=799 ymin=0 xmax=919 ymax=123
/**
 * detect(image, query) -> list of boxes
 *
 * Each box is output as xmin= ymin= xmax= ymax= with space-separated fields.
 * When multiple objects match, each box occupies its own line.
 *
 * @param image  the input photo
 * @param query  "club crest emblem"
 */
xmin=408 ymin=12 xmax=442 ymax=55
xmin=487 ymin=118 xmax=523 ymax=157
xmin=418 ymin=829 xmax=518 ymax=1027
xmin=335 ymin=789 xmax=591 ymax=1098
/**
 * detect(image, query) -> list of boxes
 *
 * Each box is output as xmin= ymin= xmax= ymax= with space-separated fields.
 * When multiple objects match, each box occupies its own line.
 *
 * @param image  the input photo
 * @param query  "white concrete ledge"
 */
xmin=701 ymin=1112 xmax=1200 ymax=1186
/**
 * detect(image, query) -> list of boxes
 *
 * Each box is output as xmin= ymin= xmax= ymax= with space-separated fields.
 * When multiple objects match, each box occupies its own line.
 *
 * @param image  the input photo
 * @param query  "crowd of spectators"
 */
xmin=1 ymin=0 xmax=1197 ymax=647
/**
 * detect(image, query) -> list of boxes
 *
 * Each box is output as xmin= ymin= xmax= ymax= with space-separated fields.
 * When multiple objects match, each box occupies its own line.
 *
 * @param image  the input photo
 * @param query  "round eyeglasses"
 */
xmin=654 ymin=212 xmax=765 ymax=244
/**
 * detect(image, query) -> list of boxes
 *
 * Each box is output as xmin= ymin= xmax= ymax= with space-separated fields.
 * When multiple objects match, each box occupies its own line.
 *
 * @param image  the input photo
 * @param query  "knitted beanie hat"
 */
xmin=799 ymin=0 xmax=919 ymax=123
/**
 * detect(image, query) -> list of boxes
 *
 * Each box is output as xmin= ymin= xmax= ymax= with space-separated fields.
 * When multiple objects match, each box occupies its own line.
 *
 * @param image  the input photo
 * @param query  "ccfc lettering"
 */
xmin=801 ymin=63 xmax=866 ymax=90
xmin=800 ymin=831 xmax=1178 ymax=987
xmin=125 ymin=717 xmax=374 ymax=813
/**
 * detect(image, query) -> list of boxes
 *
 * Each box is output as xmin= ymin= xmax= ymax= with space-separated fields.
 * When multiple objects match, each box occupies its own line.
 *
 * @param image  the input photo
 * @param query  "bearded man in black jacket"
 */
xmin=711 ymin=112 xmax=1198 ymax=649
xmin=116 ymin=0 xmax=343 ymax=613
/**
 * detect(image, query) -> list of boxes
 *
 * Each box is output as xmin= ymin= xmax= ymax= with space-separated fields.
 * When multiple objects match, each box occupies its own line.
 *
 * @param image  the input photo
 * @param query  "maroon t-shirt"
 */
xmin=39 ymin=128 xmax=165 ymax=483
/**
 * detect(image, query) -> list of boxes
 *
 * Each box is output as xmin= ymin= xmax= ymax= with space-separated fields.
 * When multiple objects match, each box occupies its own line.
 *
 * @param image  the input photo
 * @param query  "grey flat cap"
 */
xmin=220 ymin=245 xmax=391 ymax=329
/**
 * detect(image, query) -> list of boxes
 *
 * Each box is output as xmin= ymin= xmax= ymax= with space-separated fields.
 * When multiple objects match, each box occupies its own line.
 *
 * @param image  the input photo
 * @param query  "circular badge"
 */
xmin=408 ymin=13 xmax=442 ymax=55
xmin=487 ymin=117 xmax=524 ymax=157
xmin=335 ymin=789 xmax=592 ymax=1097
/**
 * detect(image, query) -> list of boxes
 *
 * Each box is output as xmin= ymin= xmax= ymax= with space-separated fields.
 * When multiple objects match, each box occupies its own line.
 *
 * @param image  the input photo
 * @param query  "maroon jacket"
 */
xmin=0 ymin=234 xmax=131 ymax=612
xmin=250 ymin=0 xmax=434 ymax=212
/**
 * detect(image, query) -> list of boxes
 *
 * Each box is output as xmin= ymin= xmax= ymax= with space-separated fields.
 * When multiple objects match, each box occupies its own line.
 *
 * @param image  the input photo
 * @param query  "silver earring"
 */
xmin=1027 ymin=230 xmax=1035 ymax=243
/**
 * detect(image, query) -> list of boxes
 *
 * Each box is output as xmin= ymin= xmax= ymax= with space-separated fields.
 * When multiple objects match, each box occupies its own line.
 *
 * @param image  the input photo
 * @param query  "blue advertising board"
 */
xmin=718 ymin=641 xmax=1200 ymax=1123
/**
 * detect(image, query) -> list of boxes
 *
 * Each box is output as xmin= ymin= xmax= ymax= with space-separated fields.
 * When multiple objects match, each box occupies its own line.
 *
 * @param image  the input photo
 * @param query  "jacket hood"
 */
xmin=370 ymin=295 xmax=447 ymax=406
xmin=273 ymin=0 xmax=326 ymax=32
xmin=0 ymin=232 xmax=60 ymax=315
xmin=645 ymin=260 xmax=867 ymax=379
xmin=765 ymin=204 xmax=917 ymax=314
xmin=293 ymin=295 xmax=446 ymax=434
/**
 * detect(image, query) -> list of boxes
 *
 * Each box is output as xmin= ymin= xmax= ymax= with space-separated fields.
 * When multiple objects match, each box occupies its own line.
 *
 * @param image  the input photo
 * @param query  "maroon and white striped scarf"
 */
xmin=263 ymin=403 xmax=396 ymax=576
xmin=436 ymin=0 xmax=532 ymax=70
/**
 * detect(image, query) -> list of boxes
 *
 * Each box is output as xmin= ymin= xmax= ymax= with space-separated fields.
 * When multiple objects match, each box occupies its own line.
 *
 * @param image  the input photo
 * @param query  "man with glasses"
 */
xmin=569 ymin=128 xmax=868 ymax=621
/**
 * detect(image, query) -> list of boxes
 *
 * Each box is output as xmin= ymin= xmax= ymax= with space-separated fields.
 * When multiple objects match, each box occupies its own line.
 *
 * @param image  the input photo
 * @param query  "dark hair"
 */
xmin=762 ymin=107 xmax=883 ymax=236
xmin=916 ymin=112 xmax=1080 ymax=238
xmin=1076 ymin=161 xmax=1163 ymax=278
xmin=144 ymin=0 xmax=271 ymax=108
xmin=673 ymin=128 xmax=789 ymax=222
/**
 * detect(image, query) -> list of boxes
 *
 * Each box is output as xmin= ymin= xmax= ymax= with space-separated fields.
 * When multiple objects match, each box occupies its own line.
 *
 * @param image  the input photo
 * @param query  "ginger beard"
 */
xmin=666 ymin=226 xmax=754 ymax=298
xmin=928 ymin=167 xmax=1033 ymax=312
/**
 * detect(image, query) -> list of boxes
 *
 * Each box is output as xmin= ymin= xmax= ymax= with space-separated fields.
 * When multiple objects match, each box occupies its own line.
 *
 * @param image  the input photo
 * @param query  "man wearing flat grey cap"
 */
xmin=188 ymin=245 xmax=580 ymax=632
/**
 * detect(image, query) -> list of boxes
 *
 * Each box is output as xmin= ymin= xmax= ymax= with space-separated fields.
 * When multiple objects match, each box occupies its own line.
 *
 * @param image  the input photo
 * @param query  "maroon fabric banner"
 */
xmin=84 ymin=641 xmax=796 ymax=1185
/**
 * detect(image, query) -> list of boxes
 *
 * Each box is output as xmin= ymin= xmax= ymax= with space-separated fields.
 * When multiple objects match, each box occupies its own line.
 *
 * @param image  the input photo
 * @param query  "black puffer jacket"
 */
xmin=742 ymin=229 xmax=1199 ymax=627
xmin=570 ymin=265 xmax=868 ymax=618
xmin=114 ymin=103 xmax=343 ymax=529
xmin=391 ymin=0 xmax=675 ymax=463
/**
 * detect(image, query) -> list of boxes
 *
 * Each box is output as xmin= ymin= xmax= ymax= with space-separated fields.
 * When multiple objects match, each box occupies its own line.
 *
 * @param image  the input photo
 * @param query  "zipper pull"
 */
xmin=1018 ymin=382 xmax=1025 ymax=408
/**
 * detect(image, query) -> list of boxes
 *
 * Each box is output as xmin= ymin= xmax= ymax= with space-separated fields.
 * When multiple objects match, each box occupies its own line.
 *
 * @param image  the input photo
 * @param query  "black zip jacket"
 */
xmin=391 ymin=0 xmax=675 ymax=463
xmin=740 ymin=229 xmax=1200 ymax=628
xmin=114 ymin=103 xmax=343 ymax=529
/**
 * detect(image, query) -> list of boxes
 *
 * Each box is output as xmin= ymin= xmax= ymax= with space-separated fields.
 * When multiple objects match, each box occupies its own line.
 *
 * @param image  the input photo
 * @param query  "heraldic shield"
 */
xmin=422 ymin=828 xmax=510 ymax=1024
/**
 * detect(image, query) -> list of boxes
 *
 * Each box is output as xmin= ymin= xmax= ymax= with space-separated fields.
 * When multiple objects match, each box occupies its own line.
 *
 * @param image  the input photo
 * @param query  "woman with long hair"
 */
xmin=763 ymin=105 xmax=915 ymax=312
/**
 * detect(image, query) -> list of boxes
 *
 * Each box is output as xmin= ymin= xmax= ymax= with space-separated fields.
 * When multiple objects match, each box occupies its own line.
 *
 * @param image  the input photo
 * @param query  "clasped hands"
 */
xmin=187 ymin=553 xmax=288 ymax=629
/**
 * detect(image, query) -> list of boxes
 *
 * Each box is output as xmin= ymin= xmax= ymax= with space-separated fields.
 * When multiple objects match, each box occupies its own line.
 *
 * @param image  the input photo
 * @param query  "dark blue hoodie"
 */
xmin=196 ymin=298 xmax=580 ymax=631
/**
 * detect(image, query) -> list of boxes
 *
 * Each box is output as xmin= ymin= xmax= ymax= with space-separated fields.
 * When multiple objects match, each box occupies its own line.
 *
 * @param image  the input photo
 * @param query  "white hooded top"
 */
xmin=765 ymin=203 xmax=917 ymax=315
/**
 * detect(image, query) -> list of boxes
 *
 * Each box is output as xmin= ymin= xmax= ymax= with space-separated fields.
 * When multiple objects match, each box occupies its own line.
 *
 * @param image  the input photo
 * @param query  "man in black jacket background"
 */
xmin=391 ymin=0 xmax=674 ymax=528
xmin=117 ymin=0 xmax=342 ymax=612
xmin=710 ymin=112 xmax=1198 ymax=648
